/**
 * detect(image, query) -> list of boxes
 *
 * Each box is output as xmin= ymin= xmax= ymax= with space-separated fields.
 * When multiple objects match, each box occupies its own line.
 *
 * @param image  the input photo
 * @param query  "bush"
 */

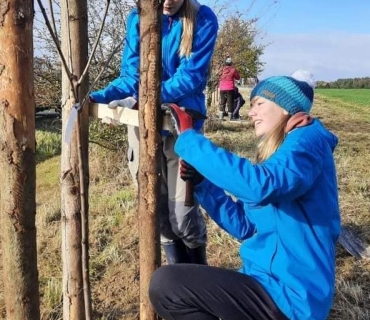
xmin=36 ymin=131 xmax=62 ymax=163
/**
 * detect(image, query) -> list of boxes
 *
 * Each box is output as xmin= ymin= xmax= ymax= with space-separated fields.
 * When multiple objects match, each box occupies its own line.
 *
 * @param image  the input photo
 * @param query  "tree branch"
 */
xmin=78 ymin=0 xmax=112 ymax=86
xmin=80 ymin=43 xmax=121 ymax=108
xmin=36 ymin=0 xmax=76 ymax=99
xmin=48 ymin=0 xmax=58 ymax=38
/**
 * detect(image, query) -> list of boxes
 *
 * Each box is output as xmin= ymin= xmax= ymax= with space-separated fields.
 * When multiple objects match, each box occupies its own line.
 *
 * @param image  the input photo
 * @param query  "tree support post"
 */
xmin=0 ymin=1 xmax=40 ymax=319
xmin=137 ymin=0 xmax=163 ymax=319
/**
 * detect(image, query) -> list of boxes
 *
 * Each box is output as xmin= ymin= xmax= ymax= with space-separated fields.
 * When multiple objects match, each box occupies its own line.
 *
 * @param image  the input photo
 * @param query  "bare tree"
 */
xmin=35 ymin=0 xmax=139 ymax=318
xmin=213 ymin=15 xmax=265 ymax=80
xmin=205 ymin=0 xmax=278 ymax=106
xmin=34 ymin=56 xmax=61 ymax=113
xmin=137 ymin=0 xmax=162 ymax=318
xmin=59 ymin=0 xmax=90 ymax=318
xmin=34 ymin=0 xmax=134 ymax=112
xmin=0 ymin=1 xmax=40 ymax=319
xmin=87 ymin=0 xmax=134 ymax=87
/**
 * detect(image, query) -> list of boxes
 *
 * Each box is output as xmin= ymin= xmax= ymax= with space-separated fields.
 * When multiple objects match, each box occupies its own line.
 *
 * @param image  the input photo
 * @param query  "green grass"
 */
xmin=0 ymin=92 xmax=369 ymax=319
xmin=35 ymin=117 xmax=62 ymax=163
xmin=316 ymin=89 xmax=370 ymax=107
xmin=35 ymin=131 xmax=62 ymax=163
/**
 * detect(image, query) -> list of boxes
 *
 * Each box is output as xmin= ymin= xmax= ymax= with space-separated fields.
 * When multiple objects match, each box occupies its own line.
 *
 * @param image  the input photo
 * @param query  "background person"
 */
xmin=90 ymin=0 xmax=218 ymax=265
xmin=218 ymin=57 xmax=240 ymax=120
xmin=231 ymin=86 xmax=245 ymax=120
xmin=150 ymin=73 xmax=341 ymax=320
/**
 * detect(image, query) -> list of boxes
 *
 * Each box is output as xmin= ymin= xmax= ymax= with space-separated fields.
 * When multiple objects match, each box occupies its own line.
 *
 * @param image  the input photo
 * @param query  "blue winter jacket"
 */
xmin=90 ymin=6 xmax=218 ymax=129
xmin=175 ymin=119 xmax=341 ymax=320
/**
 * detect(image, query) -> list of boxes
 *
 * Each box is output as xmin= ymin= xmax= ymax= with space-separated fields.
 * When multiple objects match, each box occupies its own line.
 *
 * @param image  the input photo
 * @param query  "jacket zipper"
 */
xmin=168 ymin=17 xmax=173 ymax=30
xmin=164 ymin=17 xmax=173 ymax=80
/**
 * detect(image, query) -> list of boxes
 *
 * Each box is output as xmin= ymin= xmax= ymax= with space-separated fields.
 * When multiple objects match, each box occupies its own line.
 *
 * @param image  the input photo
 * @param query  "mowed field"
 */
xmin=0 ymin=88 xmax=369 ymax=319
xmin=316 ymin=88 xmax=370 ymax=107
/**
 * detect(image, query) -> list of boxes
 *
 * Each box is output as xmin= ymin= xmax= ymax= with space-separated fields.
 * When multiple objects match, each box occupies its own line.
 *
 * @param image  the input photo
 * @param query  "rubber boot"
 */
xmin=186 ymin=244 xmax=207 ymax=265
xmin=218 ymin=111 xmax=224 ymax=120
xmin=163 ymin=240 xmax=190 ymax=265
xmin=228 ymin=112 xmax=234 ymax=121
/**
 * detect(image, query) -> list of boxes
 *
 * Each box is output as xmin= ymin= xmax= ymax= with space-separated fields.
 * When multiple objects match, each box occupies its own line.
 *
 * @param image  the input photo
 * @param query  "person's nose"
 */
xmin=248 ymin=106 xmax=256 ymax=118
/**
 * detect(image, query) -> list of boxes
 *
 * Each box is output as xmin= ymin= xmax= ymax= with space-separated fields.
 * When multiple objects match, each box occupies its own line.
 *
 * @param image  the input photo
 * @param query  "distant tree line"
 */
xmin=316 ymin=77 xmax=370 ymax=89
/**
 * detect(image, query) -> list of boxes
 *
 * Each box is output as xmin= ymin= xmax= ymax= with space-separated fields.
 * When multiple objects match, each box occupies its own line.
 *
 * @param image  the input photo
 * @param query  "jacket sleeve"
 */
xmin=194 ymin=179 xmax=255 ymax=240
xmin=233 ymin=69 xmax=240 ymax=81
xmin=161 ymin=7 xmax=218 ymax=102
xmin=175 ymin=129 xmax=324 ymax=206
xmin=90 ymin=9 xmax=140 ymax=104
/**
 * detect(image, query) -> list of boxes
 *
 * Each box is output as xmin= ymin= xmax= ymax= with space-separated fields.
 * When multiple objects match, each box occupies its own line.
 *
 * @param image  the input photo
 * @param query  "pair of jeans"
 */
xmin=149 ymin=264 xmax=289 ymax=320
xmin=127 ymin=125 xmax=206 ymax=248
xmin=219 ymin=90 xmax=234 ymax=114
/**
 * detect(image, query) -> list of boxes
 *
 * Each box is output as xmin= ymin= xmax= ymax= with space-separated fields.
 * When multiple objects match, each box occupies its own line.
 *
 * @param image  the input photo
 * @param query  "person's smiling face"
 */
xmin=248 ymin=96 xmax=288 ymax=137
xmin=163 ymin=0 xmax=185 ymax=16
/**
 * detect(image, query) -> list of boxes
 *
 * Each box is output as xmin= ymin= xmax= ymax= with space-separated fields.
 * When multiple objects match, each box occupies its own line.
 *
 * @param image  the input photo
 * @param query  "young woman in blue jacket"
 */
xmin=150 ymin=74 xmax=341 ymax=319
xmin=90 ymin=0 xmax=218 ymax=265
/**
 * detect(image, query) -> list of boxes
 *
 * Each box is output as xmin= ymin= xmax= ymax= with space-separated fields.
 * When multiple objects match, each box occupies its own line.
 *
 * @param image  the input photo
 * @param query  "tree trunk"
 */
xmin=138 ymin=1 xmax=162 ymax=319
xmin=60 ymin=0 xmax=89 ymax=319
xmin=0 ymin=1 xmax=40 ymax=319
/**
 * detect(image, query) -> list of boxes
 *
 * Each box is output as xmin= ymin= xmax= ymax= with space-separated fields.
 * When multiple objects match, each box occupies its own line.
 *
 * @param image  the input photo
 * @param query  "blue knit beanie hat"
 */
xmin=250 ymin=74 xmax=315 ymax=115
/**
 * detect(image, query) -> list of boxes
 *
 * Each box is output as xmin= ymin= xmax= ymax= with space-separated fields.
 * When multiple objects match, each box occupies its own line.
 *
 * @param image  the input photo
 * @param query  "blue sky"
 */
xmin=202 ymin=0 xmax=370 ymax=81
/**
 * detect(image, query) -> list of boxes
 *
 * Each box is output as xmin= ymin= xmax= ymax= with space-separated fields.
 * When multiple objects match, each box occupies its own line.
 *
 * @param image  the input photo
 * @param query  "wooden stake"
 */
xmin=0 ymin=1 xmax=40 ymax=318
xmin=137 ymin=1 xmax=162 ymax=319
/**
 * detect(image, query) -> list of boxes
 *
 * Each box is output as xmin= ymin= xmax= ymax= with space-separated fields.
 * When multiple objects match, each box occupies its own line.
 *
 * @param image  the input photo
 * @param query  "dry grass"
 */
xmin=313 ymin=95 xmax=370 ymax=320
xmin=0 ymin=89 xmax=369 ymax=319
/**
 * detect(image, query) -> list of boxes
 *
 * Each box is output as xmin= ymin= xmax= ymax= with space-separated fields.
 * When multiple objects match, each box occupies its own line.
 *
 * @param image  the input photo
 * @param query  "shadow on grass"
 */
xmin=36 ymin=114 xmax=62 ymax=134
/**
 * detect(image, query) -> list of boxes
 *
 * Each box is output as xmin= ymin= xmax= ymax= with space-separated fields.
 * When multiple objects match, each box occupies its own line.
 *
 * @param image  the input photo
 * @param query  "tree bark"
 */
xmin=0 ymin=1 xmax=40 ymax=319
xmin=137 ymin=1 xmax=162 ymax=319
xmin=60 ymin=0 xmax=89 ymax=319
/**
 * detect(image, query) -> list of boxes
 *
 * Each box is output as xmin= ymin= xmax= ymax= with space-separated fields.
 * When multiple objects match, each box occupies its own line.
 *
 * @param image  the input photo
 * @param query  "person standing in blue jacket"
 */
xmin=149 ymin=73 xmax=341 ymax=319
xmin=90 ymin=0 xmax=218 ymax=265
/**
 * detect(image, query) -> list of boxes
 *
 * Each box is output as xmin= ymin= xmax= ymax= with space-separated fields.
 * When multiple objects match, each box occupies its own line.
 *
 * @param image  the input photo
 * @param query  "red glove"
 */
xmin=161 ymin=103 xmax=193 ymax=136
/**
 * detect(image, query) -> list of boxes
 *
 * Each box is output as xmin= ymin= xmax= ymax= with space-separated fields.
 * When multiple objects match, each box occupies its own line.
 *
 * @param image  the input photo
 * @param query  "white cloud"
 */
xmin=259 ymin=33 xmax=370 ymax=81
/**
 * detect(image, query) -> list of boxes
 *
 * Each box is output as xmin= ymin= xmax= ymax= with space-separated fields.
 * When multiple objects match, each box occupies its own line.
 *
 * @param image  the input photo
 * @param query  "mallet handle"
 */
xmin=185 ymin=181 xmax=194 ymax=207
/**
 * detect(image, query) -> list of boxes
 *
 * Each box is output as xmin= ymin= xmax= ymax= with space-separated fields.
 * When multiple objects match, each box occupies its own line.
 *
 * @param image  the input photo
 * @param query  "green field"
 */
xmin=316 ymin=89 xmax=370 ymax=107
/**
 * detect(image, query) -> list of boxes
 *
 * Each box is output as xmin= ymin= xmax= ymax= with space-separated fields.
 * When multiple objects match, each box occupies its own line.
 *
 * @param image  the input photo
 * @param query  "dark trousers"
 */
xmin=233 ymin=98 xmax=245 ymax=119
xmin=219 ymin=90 xmax=234 ymax=113
xmin=149 ymin=264 xmax=289 ymax=320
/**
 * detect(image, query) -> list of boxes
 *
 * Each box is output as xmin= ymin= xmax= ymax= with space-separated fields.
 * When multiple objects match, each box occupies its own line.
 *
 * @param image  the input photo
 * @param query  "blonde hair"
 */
xmin=179 ymin=0 xmax=200 ymax=58
xmin=256 ymin=114 xmax=291 ymax=163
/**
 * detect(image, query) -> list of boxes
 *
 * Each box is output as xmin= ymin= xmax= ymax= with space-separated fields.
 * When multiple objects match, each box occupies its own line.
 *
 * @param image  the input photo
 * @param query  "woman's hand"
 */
xmin=180 ymin=160 xmax=204 ymax=186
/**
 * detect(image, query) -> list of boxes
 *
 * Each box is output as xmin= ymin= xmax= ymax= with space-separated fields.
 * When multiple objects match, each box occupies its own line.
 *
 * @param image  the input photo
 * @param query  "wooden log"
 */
xmin=89 ymin=103 xmax=173 ymax=131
